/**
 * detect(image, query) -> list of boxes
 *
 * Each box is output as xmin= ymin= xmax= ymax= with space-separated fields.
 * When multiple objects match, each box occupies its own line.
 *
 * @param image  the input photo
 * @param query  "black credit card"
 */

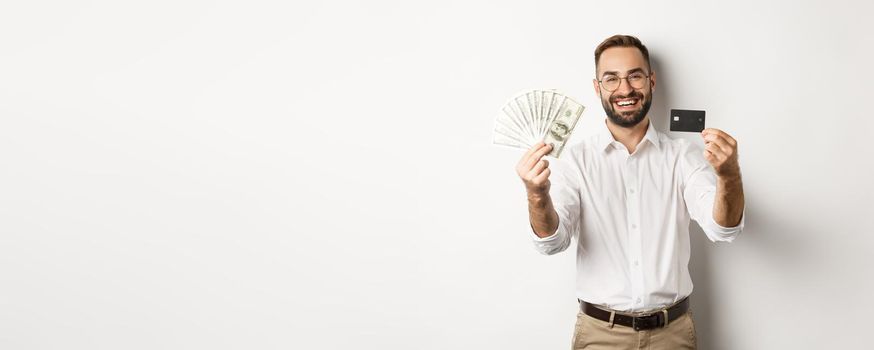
xmin=669 ymin=109 xmax=705 ymax=132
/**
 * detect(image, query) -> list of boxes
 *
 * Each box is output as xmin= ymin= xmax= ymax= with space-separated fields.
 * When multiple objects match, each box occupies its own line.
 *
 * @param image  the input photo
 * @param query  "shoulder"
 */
xmin=550 ymin=134 xmax=602 ymax=179
xmin=655 ymin=132 xmax=715 ymax=190
xmin=655 ymin=131 xmax=703 ymax=158
xmin=653 ymin=130 xmax=709 ymax=173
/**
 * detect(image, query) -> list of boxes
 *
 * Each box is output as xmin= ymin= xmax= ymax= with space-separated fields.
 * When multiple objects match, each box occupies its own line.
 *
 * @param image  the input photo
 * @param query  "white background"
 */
xmin=2 ymin=1 xmax=873 ymax=349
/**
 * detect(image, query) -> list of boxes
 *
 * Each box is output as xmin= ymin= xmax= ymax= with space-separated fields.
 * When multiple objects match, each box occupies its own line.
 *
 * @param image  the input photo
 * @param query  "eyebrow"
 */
xmin=601 ymin=67 xmax=646 ymax=77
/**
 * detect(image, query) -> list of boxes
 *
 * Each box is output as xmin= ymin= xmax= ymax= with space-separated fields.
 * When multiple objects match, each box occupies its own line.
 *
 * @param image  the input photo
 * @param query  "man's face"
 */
xmin=592 ymin=47 xmax=655 ymax=128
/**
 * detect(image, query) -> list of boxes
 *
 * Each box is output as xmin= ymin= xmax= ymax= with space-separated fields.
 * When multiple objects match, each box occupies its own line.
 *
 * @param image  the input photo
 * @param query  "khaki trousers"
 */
xmin=571 ymin=308 xmax=697 ymax=350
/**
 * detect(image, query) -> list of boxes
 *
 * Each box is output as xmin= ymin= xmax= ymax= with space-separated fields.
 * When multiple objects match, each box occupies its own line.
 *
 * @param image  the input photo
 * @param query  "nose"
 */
xmin=615 ymin=77 xmax=634 ymax=96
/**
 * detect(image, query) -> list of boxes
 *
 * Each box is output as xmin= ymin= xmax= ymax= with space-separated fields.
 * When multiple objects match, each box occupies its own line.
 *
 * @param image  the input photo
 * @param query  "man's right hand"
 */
xmin=516 ymin=142 xmax=553 ymax=196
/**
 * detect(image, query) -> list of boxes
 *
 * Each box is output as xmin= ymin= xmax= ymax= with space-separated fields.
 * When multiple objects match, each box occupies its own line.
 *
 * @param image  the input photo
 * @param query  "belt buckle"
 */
xmin=632 ymin=312 xmax=665 ymax=331
xmin=632 ymin=316 xmax=644 ymax=331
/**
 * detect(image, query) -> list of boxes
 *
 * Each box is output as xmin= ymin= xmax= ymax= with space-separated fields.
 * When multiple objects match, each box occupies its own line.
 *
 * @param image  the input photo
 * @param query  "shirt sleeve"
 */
xmin=682 ymin=143 xmax=745 ymax=243
xmin=529 ymin=156 xmax=582 ymax=255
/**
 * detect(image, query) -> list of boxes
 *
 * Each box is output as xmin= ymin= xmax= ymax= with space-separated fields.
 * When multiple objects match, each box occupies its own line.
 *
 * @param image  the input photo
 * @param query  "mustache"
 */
xmin=610 ymin=91 xmax=644 ymax=102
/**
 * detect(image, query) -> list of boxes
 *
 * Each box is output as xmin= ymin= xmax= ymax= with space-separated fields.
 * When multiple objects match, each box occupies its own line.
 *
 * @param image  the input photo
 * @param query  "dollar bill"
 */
xmin=493 ymin=132 xmax=527 ymax=149
xmin=494 ymin=118 xmax=532 ymax=148
xmin=498 ymin=106 xmax=530 ymax=143
xmin=541 ymin=90 xmax=555 ymax=138
xmin=492 ymin=89 xmax=585 ymax=157
xmin=544 ymin=96 xmax=584 ymax=158
xmin=511 ymin=97 xmax=537 ymax=143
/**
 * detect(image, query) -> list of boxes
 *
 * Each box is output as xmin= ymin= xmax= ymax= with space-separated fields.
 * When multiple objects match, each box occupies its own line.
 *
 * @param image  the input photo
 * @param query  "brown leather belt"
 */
xmin=578 ymin=297 xmax=689 ymax=331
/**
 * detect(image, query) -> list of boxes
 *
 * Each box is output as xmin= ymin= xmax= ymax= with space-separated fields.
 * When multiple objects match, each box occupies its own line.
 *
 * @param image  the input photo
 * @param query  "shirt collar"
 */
xmin=598 ymin=119 xmax=661 ymax=153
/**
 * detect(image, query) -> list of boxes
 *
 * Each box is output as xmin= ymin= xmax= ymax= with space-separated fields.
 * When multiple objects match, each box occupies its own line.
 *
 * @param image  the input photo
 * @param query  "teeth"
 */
xmin=617 ymin=99 xmax=636 ymax=106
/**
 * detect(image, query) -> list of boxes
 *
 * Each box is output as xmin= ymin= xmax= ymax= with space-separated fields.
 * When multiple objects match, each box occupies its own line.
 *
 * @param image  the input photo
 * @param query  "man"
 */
xmin=515 ymin=35 xmax=745 ymax=349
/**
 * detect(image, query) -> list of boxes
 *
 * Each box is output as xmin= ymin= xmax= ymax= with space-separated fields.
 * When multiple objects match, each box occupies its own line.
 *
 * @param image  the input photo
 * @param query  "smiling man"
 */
xmin=515 ymin=35 xmax=746 ymax=349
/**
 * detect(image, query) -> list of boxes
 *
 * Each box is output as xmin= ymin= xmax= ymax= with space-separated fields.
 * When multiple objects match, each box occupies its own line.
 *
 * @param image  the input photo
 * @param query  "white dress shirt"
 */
xmin=531 ymin=119 xmax=744 ymax=312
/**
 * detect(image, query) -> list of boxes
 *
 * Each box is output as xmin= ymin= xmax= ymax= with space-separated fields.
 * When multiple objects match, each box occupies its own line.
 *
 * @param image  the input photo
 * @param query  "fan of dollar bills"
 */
xmin=492 ymin=89 xmax=585 ymax=158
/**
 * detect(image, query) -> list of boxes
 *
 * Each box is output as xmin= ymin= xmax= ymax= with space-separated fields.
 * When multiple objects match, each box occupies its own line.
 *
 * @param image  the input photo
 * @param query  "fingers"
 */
xmin=702 ymin=129 xmax=737 ymax=157
xmin=529 ymin=158 xmax=549 ymax=177
xmin=515 ymin=142 xmax=553 ymax=193
xmin=533 ymin=167 xmax=551 ymax=183
xmin=703 ymin=149 xmax=716 ymax=163
xmin=703 ymin=138 xmax=732 ymax=156
xmin=702 ymin=133 xmax=734 ymax=151
xmin=704 ymin=143 xmax=727 ymax=162
xmin=518 ymin=142 xmax=545 ymax=167
xmin=517 ymin=142 xmax=546 ymax=168
xmin=702 ymin=129 xmax=742 ymax=177
xmin=702 ymin=128 xmax=737 ymax=147
xmin=523 ymin=143 xmax=553 ymax=170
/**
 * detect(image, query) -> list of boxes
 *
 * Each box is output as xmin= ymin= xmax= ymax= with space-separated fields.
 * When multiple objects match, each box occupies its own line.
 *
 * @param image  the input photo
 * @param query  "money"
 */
xmin=492 ymin=89 xmax=585 ymax=158
xmin=544 ymin=95 xmax=584 ymax=157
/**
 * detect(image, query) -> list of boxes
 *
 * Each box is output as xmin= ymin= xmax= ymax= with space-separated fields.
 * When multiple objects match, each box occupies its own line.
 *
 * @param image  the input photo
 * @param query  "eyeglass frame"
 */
xmin=596 ymin=71 xmax=653 ymax=92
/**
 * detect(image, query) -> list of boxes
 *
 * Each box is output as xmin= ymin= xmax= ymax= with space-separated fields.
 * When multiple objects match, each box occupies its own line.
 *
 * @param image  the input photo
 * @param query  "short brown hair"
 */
xmin=594 ymin=35 xmax=651 ymax=72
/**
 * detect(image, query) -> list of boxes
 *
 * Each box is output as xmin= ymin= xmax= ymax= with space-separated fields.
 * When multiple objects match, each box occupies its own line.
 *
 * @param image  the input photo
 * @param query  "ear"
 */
xmin=650 ymin=70 xmax=657 ymax=92
xmin=593 ymin=78 xmax=600 ymax=96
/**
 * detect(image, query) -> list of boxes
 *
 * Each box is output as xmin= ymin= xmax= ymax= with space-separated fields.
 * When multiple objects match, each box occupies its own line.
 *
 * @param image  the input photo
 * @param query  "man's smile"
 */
xmin=613 ymin=97 xmax=640 ymax=111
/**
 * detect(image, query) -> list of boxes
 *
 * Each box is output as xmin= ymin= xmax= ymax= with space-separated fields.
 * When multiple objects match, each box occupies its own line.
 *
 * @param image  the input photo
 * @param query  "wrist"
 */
xmin=717 ymin=174 xmax=743 ymax=192
xmin=527 ymin=189 xmax=550 ymax=203
xmin=717 ymin=173 xmax=742 ymax=184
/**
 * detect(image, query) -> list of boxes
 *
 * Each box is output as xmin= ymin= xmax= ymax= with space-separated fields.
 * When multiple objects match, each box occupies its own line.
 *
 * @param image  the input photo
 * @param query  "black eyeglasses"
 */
xmin=598 ymin=72 xmax=651 ymax=92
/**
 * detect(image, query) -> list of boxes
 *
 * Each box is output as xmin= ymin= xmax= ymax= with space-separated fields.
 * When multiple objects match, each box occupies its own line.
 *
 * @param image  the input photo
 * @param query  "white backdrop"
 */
xmin=2 ymin=1 xmax=873 ymax=349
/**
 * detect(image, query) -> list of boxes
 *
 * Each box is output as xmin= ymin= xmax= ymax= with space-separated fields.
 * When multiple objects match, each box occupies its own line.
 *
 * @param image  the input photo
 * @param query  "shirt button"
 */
xmin=629 ymin=189 xmax=635 ymax=194
xmin=634 ymin=261 xmax=639 ymax=266
xmin=636 ymin=298 xmax=642 ymax=303
xmin=631 ymin=224 xmax=637 ymax=229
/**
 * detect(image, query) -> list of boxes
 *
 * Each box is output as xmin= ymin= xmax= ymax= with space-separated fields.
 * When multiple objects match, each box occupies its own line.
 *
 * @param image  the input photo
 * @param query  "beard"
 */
xmin=601 ymin=90 xmax=652 ymax=128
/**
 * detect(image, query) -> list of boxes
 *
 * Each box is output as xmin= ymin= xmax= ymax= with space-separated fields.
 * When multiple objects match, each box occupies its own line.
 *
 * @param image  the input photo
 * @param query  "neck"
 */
xmin=606 ymin=116 xmax=649 ymax=154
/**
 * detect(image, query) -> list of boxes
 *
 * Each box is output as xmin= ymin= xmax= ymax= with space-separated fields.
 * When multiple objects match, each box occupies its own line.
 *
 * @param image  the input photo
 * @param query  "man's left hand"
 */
xmin=701 ymin=128 xmax=741 ymax=179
